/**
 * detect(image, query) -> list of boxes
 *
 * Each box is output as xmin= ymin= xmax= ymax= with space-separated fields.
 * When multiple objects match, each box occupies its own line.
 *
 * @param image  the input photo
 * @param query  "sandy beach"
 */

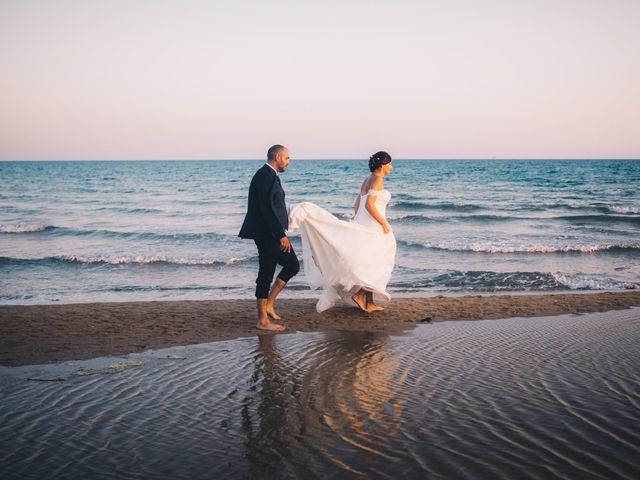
xmin=1 ymin=290 xmax=638 ymax=366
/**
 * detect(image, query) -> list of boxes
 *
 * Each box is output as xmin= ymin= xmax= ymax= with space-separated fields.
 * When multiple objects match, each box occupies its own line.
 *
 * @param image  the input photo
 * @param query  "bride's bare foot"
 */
xmin=352 ymin=292 xmax=368 ymax=312
xmin=256 ymin=318 xmax=286 ymax=332
xmin=366 ymin=304 xmax=385 ymax=312
xmin=266 ymin=305 xmax=281 ymax=321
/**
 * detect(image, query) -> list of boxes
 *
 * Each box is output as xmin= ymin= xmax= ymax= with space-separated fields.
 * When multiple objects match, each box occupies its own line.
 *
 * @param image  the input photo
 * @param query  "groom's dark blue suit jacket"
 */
xmin=239 ymin=164 xmax=289 ymax=239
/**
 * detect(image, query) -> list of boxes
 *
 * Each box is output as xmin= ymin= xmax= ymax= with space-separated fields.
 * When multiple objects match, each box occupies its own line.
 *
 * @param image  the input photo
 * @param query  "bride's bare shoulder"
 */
xmin=360 ymin=177 xmax=383 ymax=195
xmin=359 ymin=176 xmax=372 ymax=195
xmin=360 ymin=175 xmax=384 ymax=193
xmin=368 ymin=175 xmax=384 ymax=191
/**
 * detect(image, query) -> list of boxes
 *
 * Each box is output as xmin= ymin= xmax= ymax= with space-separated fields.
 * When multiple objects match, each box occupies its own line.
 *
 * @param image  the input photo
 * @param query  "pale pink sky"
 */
xmin=1 ymin=0 xmax=639 ymax=160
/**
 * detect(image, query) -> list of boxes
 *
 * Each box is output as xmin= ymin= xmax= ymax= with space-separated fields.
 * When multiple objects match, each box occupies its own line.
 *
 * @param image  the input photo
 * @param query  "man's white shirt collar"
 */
xmin=265 ymin=163 xmax=278 ymax=174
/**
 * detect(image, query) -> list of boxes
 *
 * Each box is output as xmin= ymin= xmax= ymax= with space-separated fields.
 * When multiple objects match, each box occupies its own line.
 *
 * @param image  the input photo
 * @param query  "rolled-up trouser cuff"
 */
xmin=254 ymin=237 xmax=299 ymax=298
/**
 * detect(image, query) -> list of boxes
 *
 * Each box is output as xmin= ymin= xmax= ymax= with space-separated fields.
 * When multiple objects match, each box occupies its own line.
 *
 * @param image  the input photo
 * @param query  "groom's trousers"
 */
xmin=254 ymin=236 xmax=300 ymax=298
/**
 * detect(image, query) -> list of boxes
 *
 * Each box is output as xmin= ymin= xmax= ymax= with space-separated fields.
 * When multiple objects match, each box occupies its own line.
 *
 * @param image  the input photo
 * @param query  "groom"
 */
xmin=239 ymin=145 xmax=299 ymax=331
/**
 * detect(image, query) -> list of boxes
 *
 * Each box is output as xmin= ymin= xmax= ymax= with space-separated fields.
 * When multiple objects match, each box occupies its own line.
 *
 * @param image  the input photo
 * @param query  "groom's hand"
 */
xmin=280 ymin=236 xmax=292 ymax=253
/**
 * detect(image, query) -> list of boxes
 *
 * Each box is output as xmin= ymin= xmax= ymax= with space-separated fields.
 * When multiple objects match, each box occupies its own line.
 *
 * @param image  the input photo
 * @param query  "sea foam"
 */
xmin=397 ymin=239 xmax=640 ymax=254
xmin=0 ymin=224 xmax=50 ymax=233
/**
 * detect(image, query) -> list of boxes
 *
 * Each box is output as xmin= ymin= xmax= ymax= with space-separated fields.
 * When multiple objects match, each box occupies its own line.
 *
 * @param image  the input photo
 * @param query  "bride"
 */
xmin=288 ymin=151 xmax=396 ymax=313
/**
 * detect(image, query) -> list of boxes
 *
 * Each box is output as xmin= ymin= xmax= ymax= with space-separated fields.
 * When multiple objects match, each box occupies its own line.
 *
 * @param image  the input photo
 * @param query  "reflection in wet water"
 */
xmin=241 ymin=331 xmax=405 ymax=478
xmin=1 ymin=310 xmax=640 ymax=479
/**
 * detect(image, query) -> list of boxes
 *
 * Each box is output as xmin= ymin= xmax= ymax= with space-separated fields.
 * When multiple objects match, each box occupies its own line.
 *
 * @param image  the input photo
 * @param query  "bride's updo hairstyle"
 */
xmin=369 ymin=151 xmax=392 ymax=172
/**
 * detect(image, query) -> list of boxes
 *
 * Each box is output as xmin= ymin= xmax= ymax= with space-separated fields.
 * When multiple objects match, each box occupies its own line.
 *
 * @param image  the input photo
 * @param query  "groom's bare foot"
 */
xmin=266 ymin=305 xmax=281 ymax=321
xmin=352 ymin=293 xmax=368 ymax=312
xmin=256 ymin=318 xmax=286 ymax=332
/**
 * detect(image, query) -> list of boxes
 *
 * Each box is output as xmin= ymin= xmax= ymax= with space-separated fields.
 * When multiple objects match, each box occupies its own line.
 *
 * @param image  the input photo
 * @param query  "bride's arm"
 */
xmin=354 ymin=195 xmax=360 ymax=214
xmin=364 ymin=176 xmax=390 ymax=233
xmin=365 ymin=194 xmax=391 ymax=234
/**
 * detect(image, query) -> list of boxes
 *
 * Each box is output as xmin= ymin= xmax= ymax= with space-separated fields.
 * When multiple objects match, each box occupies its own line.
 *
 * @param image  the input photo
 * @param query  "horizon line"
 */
xmin=1 ymin=157 xmax=639 ymax=162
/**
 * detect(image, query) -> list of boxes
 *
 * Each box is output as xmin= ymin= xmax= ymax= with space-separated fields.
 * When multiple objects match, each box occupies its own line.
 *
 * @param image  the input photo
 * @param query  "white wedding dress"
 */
xmin=287 ymin=189 xmax=396 ymax=312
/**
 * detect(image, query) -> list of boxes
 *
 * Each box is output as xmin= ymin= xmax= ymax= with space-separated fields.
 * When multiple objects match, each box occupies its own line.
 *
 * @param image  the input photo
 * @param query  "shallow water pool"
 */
xmin=1 ymin=310 xmax=639 ymax=479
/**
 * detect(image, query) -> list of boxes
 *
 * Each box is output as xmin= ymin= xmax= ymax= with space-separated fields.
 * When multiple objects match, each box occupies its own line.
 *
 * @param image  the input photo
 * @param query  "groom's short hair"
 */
xmin=267 ymin=144 xmax=286 ymax=161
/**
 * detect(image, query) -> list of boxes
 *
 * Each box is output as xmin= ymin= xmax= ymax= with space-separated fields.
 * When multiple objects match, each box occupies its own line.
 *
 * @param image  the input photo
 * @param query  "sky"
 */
xmin=1 ymin=0 xmax=639 ymax=160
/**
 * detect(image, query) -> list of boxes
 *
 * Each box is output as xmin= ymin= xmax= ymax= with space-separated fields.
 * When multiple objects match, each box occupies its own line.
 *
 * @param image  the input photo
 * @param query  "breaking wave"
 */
xmin=389 ymin=213 xmax=640 ymax=225
xmin=397 ymin=240 xmax=640 ymax=254
xmin=0 ymin=224 xmax=52 ymax=233
xmin=0 ymin=255 xmax=255 ymax=267
xmin=0 ymin=224 xmax=233 ymax=242
xmin=391 ymin=270 xmax=635 ymax=292
xmin=392 ymin=201 xmax=483 ymax=212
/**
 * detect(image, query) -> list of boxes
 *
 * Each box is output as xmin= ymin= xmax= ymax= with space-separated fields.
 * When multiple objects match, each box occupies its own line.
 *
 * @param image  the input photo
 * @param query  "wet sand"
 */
xmin=1 ymin=291 xmax=639 ymax=366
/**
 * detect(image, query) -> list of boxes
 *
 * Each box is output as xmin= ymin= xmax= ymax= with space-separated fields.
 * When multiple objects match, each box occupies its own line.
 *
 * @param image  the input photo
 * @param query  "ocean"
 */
xmin=1 ymin=159 xmax=639 ymax=304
